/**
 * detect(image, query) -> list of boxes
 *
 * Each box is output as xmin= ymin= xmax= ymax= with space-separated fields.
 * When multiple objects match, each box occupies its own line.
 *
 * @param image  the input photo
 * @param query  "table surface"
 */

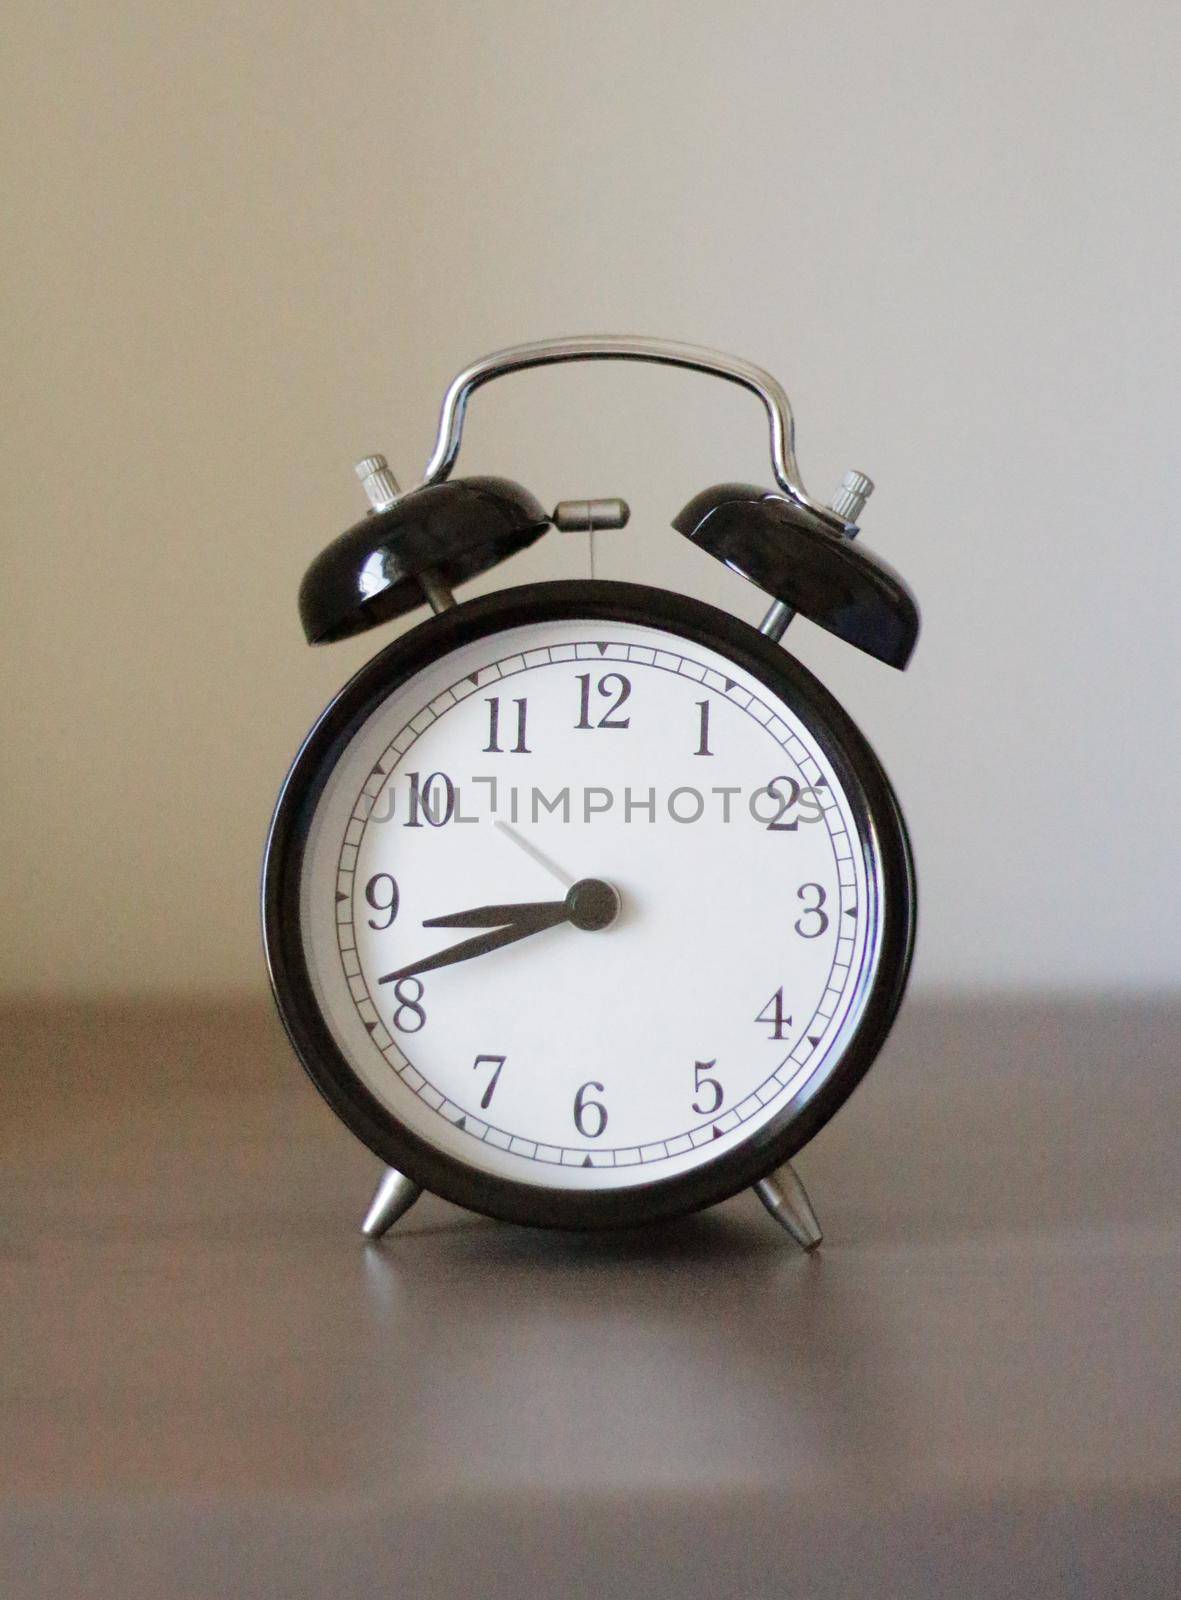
xmin=2 ymin=996 xmax=1178 ymax=1598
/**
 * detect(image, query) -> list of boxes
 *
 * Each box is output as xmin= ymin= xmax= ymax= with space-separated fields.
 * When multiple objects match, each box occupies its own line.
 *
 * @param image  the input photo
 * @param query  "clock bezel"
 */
xmin=262 ymin=579 xmax=915 ymax=1230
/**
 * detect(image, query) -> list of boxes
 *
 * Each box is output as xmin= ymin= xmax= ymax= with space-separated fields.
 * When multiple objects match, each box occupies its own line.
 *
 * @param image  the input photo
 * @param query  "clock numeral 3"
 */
xmin=691 ymin=1058 xmax=723 ymax=1115
xmin=574 ymin=672 xmax=631 ymax=730
xmin=405 ymin=770 xmax=456 ymax=827
xmin=391 ymin=977 xmax=427 ymax=1033
xmin=473 ymin=1052 xmax=506 ymax=1109
xmin=484 ymin=697 xmax=530 ymax=754
xmin=573 ymin=1080 xmax=608 ymax=1138
xmin=795 ymin=883 xmax=830 ymax=938
xmin=364 ymin=873 xmax=400 ymax=930
xmin=755 ymin=987 xmax=792 ymax=1040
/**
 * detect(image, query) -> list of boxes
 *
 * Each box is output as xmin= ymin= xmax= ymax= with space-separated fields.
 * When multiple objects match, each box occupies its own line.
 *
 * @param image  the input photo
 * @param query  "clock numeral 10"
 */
xmin=484 ymin=696 xmax=529 ymax=754
xmin=574 ymin=672 xmax=631 ymax=729
xmin=404 ymin=771 xmax=457 ymax=827
xmin=756 ymin=987 xmax=792 ymax=1040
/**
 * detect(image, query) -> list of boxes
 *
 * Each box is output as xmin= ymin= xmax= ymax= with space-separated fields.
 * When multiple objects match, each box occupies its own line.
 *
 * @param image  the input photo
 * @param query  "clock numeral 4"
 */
xmin=484 ymin=696 xmax=530 ymax=754
xmin=473 ymin=1052 xmax=506 ymax=1109
xmin=391 ymin=977 xmax=427 ymax=1033
xmin=573 ymin=1080 xmax=608 ymax=1138
xmin=691 ymin=1058 xmax=723 ymax=1115
xmin=795 ymin=882 xmax=830 ymax=938
xmin=574 ymin=672 xmax=631 ymax=730
xmin=364 ymin=873 xmax=400 ymax=930
xmin=755 ymin=987 xmax=792 ymax=1041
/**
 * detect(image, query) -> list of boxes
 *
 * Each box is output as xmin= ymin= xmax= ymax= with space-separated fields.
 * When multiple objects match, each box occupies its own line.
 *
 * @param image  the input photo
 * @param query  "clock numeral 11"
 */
xmin=484 ymin=696 xmax=529 ymax=754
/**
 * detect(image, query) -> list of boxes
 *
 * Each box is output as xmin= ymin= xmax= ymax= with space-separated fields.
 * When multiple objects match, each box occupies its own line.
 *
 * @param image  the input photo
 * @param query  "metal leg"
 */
xmin=754 ymin=1161 xmax=823 ymax=1250
xmin=361 ymin=1167 xmax=423 ymax=1239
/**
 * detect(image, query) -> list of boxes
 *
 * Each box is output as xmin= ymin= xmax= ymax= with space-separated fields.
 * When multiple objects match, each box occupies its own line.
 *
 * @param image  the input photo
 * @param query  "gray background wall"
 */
xmin=3 ymin=0 xmax=1177 ymax=998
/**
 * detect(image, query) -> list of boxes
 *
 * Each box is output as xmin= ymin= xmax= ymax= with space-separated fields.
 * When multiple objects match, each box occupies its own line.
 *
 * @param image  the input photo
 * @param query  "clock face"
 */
xmin=268 ymin=584 xmax=912 ymax=1222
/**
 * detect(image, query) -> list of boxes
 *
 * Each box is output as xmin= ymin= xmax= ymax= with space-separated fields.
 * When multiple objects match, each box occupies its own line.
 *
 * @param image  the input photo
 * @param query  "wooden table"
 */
xmin=2 ymin=998 xmax=1178 ymax=1597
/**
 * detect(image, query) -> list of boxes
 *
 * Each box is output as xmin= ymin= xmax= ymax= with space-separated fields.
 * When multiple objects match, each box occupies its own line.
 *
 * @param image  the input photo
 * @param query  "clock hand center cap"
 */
xmin=566 ymin=878 xmax=620 ymax=932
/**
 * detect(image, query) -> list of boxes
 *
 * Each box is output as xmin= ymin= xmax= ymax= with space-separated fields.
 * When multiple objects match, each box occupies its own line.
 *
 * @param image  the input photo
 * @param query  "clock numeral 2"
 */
xmin=575 ymin=672 xmax=631 ymax=730
xmin=573 ymin=1080 xmax=608 ymax=1138
xmin=692 ymin=1059 xmax=723 ymax=1115
xmin=391 ymin=977 xmax=427 ymax=1033
xmin=364 ymin=873 xmax=400 ymax=930
xmin=755 ymin=987 xmax=792 ymax=1041
xmin=484 ymin=697 xmax=529 ymax=754
xmin=473 ymin=1053 xmax=506 ymax=1109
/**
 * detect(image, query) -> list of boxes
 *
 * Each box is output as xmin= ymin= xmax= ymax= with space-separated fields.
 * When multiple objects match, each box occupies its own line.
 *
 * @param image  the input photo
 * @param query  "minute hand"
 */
xmin=377 ymin=901 xmax=570 ymax=985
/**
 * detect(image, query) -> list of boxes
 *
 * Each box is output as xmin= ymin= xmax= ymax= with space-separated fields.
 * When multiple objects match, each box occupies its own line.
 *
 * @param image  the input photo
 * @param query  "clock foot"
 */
xmin=754 ymin=1161 xmax=823 ymax=1250
xmin=361 ymin=1167 xmax=423 ymax=1239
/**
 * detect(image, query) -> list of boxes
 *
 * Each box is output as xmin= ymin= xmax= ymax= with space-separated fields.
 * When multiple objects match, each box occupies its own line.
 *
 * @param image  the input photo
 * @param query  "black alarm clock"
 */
xmin=262 ymin=337 xmax=918 ymax=1248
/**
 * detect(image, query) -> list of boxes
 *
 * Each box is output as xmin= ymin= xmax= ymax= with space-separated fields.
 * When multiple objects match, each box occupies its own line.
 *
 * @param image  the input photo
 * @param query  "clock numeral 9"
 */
xmin=484 ymin=697 xmax=529 ymax=754
xmin=364 ymin=873 xmax=400 ymax=930
xmin=391 ymin=977 xmax=427 ymax=1033
xmin=573 ymin=1080 xmax=608 ymax=1138
xmin=574 ymin=672 xmax=631 ymax=730
xmin=404 ymin=770 xmax=456 ymax=827
xmin=795 ymin=883 xmax=829 ymax=938
xmin=473 ymin=1053 xmax=506 ymax=1109
xmin=692 ymin=1059 xmax=723 ymax=1115
xmin=755 ymin=987 xmax=792 ymax=1040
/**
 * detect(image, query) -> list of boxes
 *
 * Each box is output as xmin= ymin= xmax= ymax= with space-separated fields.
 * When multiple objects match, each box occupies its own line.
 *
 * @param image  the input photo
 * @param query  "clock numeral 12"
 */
xmin=574 ymin=672 xmax=631 ymax=730
xmin=755 ymin=987 xmax=792 ymax=1040
xmin=484 ymin=697 xmax=529 ymax=754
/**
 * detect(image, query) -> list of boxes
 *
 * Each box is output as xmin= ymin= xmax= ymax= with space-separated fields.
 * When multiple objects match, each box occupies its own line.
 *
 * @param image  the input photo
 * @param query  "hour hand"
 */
xmin=422 ymin=899 xmax=566 ymax=930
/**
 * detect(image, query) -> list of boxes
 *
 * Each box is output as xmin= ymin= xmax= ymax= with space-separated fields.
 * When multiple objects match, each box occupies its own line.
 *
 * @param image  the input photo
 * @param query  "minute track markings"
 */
xmin=335 ymin=640 xmax=868 ymax=1167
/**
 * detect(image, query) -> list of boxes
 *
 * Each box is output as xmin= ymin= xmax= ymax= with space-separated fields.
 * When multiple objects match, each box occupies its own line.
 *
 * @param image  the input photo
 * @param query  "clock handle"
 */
xmin=418 ymin=335 xmax=843 ymax=528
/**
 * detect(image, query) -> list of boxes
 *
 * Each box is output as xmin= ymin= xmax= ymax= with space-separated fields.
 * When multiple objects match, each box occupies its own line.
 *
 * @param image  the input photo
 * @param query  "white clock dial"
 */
xmin=295 ymin=611 xmax=881 ymax=1192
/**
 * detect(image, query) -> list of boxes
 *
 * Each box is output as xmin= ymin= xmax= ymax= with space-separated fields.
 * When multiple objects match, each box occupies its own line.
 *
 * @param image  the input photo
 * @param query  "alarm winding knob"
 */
xmin=354 ymin=454 xmax=401 ymax=512
xmin=829 ymin=469 xmax=874 ymax=527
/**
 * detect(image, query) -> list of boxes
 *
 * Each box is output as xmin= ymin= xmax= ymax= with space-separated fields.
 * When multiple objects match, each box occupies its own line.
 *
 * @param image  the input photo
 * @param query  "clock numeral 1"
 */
xmin=691 ymin=1058 xmax=723 ymax=1115
xmin=574 ymin=672 xmax=631 ymax=730
xmin=484 ymin=696 xmax=530 ymax=754
xmin=364 ymin=873 xmax=400 ymax=930
xmin=473 ymin=1053 xmax=506 ymax=1109
xmin=573 ymin=1080 xmax=608 ymax=1138
xmin=391 ymin=977 xmax=427 ymax=1033
xmin=755 ymin=987 xmax=792 ymax=1041
xmin=694 ymin=700 xmax=713 ymax=756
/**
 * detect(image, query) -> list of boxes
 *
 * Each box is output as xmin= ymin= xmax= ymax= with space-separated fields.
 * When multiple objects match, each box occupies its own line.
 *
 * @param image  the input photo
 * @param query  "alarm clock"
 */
xmin=262 ymin=337 xmax=918 ymax=1249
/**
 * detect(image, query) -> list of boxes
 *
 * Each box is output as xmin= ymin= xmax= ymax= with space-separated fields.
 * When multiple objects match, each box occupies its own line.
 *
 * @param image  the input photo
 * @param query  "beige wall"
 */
xmin=3 ymin=0 xmax=1178 ymax=998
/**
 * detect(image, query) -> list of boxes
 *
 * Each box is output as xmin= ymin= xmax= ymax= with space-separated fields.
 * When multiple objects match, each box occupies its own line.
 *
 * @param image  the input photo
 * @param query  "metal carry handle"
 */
xmin=419 ymin=335 xmax=840 ymax=525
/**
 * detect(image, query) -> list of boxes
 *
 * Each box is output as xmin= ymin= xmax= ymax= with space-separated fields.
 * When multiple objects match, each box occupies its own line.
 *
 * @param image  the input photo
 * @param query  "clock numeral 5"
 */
xmin=391 ymin=977 xmax=427 ymax=1033
xmin=755 ymin=987 xmax=792 ymax=1040
xmin=574 ymin=672 xmax=631 ymax=730
xmin=473 ymin=1053 xmax=506 ymax=1109
xmin=692 ymin=1059 xmax=723 ymax=1115
xmin=573 ymin=1080 xmax=608 ymax=1138
xmin=364 ymin=873 xmax=400 ymax=930
xmin=484 ymin=697 xmax=530 ymax=754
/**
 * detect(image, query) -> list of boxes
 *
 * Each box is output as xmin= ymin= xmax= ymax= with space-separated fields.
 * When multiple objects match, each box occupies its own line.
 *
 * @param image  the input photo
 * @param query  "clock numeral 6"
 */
xmin=573 ymin=1080 xmax=608 ymax=1138
xmin=364 ymin=873 xmax=400 ymax=930
xmin=574 ymin=672 xmax=631 ymax=730
xmin=473 ymin=1053 xmax=506 ymax=1109
xmin=755 ymin=987 xmax=792 ymax=1040
xmin=404 ymin=770 xmax=456 ymax=828
xmin=391 ymin=977 xmax=427 ymax=1033
xmin=691 ymin=1058 xmax=723 ymax=1115
xmin=795 ymin=882 xmax=830 ymax=938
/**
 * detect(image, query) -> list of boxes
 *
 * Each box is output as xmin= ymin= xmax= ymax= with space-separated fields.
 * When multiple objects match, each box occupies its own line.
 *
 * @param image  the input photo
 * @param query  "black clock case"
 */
xmin=262 ymin=580 xmax=916 ymax=1231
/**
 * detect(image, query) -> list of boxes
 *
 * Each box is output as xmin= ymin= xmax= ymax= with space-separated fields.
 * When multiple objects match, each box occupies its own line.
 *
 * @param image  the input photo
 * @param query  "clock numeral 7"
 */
xmin=692 ymin=1059 xmax=723 ymax=1115
xmin=473 ymin=1053 xmax=506 ymax=1109
xmin=755 ymin=987 xmax=792 ymax=1041
xmin=484 ymin=696 xmax=529 ymax=754
xmin=574 ymin=672 xmax=631 ymax=729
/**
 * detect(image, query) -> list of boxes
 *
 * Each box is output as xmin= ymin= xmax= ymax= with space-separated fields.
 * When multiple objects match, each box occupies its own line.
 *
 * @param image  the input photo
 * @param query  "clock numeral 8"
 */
xmin=573 ymin=1080 xmax=608 ymax=1138
xmin=391 ymin=977 xmax=427 ymax=1033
